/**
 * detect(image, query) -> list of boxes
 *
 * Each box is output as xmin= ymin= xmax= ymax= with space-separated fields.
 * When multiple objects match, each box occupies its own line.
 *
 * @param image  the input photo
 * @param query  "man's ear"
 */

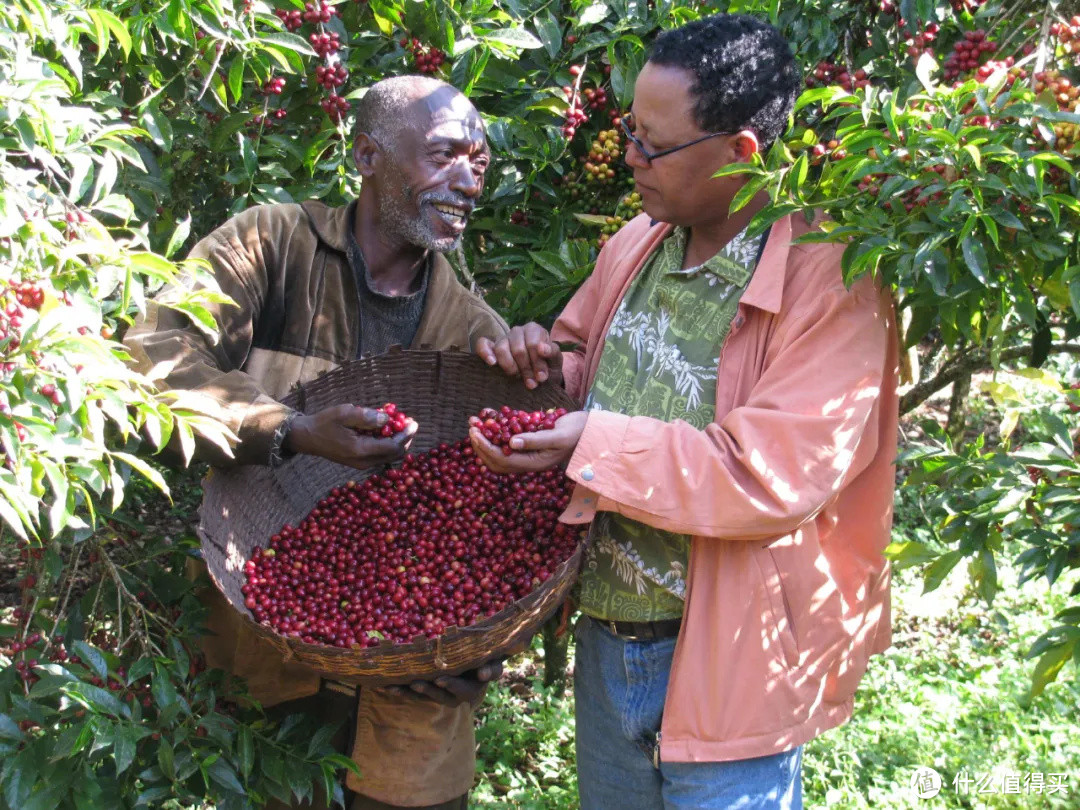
xmin=732 ymin=130 xmax=761 ymax=162
xmin=352 ymin=132 xmax=380 ymax=178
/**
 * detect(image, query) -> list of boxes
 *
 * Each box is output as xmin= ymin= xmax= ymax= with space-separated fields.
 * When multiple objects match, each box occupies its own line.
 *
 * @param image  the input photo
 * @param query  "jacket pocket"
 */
xmin=753 ymin=546 xmax=800 ymax=670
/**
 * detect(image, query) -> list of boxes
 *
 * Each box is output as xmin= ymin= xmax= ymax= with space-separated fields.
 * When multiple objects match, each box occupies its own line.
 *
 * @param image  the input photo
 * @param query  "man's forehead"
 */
xmin=422 ymin=94 xmax=485 ymax=141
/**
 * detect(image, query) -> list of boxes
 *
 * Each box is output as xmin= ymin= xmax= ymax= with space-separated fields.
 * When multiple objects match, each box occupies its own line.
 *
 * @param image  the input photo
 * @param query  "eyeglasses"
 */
xmin=620 ymin=112 xmax=736 ymax=164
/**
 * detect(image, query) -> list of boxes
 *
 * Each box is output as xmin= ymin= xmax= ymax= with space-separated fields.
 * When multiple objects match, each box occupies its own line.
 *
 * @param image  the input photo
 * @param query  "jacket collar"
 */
xmin=300 ymin=198 xmax=354 ymax=253
xmin=736 ymin=214 xmax=791 ymax=315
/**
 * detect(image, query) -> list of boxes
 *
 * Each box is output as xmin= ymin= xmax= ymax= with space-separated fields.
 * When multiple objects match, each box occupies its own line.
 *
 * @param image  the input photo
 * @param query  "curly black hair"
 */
xmin=648 ymin=13 xmax=800 ymax=148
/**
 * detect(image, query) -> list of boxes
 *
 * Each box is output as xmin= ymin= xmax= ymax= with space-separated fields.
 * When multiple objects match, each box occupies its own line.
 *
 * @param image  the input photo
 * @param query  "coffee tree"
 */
xmin=1 ymin=0 xmax=1079 ymax=805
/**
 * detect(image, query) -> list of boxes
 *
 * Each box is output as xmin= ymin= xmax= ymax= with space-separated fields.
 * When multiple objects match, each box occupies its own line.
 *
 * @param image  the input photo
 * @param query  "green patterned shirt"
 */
xmin=578 ymin=225 xmax=762 ymax=622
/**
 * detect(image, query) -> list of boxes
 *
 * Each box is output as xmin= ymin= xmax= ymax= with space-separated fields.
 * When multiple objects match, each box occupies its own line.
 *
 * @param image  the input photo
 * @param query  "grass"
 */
xmin=472 ymin=565 xmax=1080 ymax=809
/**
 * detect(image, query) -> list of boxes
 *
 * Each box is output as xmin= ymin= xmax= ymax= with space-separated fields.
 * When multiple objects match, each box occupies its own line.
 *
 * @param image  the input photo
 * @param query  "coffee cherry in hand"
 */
xmin=469 ymin=406 xmax=568 ymax=456
xmin=373 ymin=402 xmax=410 ymax=438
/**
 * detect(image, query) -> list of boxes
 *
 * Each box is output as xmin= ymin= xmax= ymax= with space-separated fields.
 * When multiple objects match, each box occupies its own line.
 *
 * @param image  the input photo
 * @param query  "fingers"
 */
xmin=468 ymin=427 xmax=515 ymax=474
xmin=340 ymin=433 xmax=406 ymax=469
xmin=390 ymin=419 xmax=419 ymax=450
xmin=523 ymin=323 xmax=555 ymax=384
xmin=475 ymin=658 xmax=504 ymax=683
xmin=481 ymin=324 xmax=560 ymax=389
xmin=555 ymin=598 xmax=575 ymax=639
xmin=334 ymin=404 xmax=387 ymax=432
xmin=507 ymin=428 xmax=566 ymax=453
xmin=474 ymin=336 xmax=497 ymax=366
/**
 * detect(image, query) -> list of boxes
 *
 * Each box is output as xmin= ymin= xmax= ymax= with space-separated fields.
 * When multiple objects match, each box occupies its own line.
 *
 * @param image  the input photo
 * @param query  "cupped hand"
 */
xmin=469 ymin=410 xmax=587 ymax=474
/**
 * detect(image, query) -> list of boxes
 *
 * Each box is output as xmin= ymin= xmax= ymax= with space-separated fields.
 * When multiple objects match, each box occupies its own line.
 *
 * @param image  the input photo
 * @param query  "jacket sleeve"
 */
xmin=123 ymin=207 xmax=294 ymax=467
xmin=564 ymin=260 xmax=893 ymax=542
xmin=467 ymin=299 xmax=510 ymax=349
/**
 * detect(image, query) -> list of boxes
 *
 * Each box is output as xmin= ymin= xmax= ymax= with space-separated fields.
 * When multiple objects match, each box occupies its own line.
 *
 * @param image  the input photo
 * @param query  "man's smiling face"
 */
xmin=375 ymin=87 xmax=490 ymax=252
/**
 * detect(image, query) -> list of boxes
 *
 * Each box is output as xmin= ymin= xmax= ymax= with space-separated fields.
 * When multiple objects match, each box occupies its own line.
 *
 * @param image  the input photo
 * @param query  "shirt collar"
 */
xmin=662 ymin=226 xmax=755 ymax=287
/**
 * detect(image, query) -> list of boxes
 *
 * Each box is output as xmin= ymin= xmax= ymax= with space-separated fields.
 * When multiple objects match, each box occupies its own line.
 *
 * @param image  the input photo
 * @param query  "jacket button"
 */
xmin=581 ymin=466 xmax=594 ymax=481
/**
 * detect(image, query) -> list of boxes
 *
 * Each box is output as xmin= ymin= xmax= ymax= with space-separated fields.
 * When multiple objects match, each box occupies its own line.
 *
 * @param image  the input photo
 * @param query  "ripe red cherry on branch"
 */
xmin=469 ymin=406 xmax=568 ymax=456
xmin=302 ymin=1 xmax=337 ymax=23
xmin=310 ymin=31 xmax=341 ymax=58
xmin=241 ymin=439 xmax=584 ymax=647
xmin=321 ymin=93 xmax=350 ymax=122
xmin=273 ymin=8 xmax=303 ymax=32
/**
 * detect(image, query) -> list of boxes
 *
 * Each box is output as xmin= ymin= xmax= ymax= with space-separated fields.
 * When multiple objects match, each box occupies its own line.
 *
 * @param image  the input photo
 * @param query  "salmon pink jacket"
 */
xmin=552 ymin=212 xmax=900 ymax=763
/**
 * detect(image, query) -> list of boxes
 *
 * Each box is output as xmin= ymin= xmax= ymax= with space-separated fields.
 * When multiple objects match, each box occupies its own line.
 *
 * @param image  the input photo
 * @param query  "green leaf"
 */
xmin=961 ymin=236 xmax=989 ymax=285
xmin=535 ymin=12 xmax=562 ymax=59
xmin=962 ymin=143 xmax=981 ymax=170
xmin=729 ymin=175 xmax=768 ymax=215
xmin=71 ymin=641 xmax=108 ymax=680
xmin=164 ymin=215 xmax=192 ymax=260
xmin=914 ymin=52 xmax=938 ymax=93
xmin=91 ymin=9 xmax=131 ymax=56
xmin=579 ymin=1 xmax=610 ymax=26
xmin=923 ymin=550 xmax=964 ymax=593
xmin=1028 ymin=641 xmax=1073 ymax=699
xmin=0 ymin=714 xmax=24 ymax=742
xmin=139 ymin=105 xmax=173 ymax=151
xmin=227 ymin=57 xmax=245 ymax=105
xmin=158 ymin=738 xmax=175 ymax=780
xmin=484 ymin=27 xmax=543 ymax=50
xmin=114 ymin=726 xmax=137 ymax=775
xmin=208 ymin=758 xmax=245 ymax=794
xmin=258 ymin=31 xmax=317 ymax=58
xmin=237 ymin=726 xmax=254 ymax=778
xmin=572 ymin=213 xmax=608 ymax=226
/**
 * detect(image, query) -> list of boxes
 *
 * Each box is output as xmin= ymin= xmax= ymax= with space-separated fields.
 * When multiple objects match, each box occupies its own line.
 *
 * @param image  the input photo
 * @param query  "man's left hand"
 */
xmin=469 ymin=410 xmax=588 ymax=474
xmin=385 ymin=659 xmax=504 ymax=707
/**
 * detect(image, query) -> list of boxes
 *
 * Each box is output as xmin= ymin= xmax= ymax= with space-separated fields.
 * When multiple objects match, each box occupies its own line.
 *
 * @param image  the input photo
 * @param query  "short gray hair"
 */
xmin=352 ymin=75 xmax=457 ymax=152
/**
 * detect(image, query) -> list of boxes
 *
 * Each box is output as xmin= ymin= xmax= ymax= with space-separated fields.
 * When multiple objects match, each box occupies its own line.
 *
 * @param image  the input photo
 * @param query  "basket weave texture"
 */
xmin=198 ymin=347 xmax=584 ymax=685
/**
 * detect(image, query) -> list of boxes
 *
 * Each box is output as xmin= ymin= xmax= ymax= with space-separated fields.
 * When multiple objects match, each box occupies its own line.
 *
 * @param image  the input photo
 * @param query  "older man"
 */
xmin=125 ymin=76 xmax=506 ymax=810
xmin=473 ymin=14 xmax=899 ymax=810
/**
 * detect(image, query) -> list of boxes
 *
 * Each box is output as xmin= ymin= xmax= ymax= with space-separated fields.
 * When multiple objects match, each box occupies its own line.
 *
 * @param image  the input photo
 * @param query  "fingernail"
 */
xmin=525 ymin=379 xmax=536 ymax=389
xmin=537 ymin=371 xmax=547 ymax=382
xmin=510 ymin=438 xmax=523 ymax=450
xmin=435 ymin=677 xmax=448 ymax=687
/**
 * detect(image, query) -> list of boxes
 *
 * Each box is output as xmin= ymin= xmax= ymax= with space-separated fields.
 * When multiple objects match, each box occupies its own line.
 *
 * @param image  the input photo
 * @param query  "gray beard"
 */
xmin=378 ymin=164 xmax=463 ymax=253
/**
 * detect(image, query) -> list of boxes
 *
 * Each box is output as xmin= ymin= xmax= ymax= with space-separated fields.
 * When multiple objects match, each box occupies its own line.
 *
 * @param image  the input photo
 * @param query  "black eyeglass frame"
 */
xmin=619 ymin=113 xmax=739 ymax=163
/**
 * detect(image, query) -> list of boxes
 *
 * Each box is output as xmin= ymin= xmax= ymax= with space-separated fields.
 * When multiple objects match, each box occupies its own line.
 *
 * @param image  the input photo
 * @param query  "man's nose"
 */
xmin=624 ymin=140 xmax=649 ymax=170
xmin=448 ymin=160 xmax=483 ymax=199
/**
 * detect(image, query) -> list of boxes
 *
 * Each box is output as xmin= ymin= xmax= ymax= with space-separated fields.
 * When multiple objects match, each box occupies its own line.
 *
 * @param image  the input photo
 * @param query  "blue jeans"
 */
xmin=574 ymin=615 xmax=803 ymax=810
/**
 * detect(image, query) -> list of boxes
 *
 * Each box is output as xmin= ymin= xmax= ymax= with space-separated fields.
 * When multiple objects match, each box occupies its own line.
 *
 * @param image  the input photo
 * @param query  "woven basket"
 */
xmin=197 ymin=347 xmax=585 ymax=685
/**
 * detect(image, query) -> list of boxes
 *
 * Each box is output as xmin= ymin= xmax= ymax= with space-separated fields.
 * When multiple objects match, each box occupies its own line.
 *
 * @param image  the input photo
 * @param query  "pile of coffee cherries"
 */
xmin=242 ymin=437 xmax=583 ymax=647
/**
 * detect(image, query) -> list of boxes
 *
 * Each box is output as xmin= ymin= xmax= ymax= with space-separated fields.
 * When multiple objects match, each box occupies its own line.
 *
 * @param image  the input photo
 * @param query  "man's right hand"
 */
xmin=475 ymin=323 xmax=562 ymax=390
xmin=284 ymin=404 xmax=417 ymax=469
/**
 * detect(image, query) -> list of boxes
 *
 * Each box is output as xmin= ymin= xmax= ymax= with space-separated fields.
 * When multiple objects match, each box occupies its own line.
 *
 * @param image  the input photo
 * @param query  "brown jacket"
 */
xmin=124 ymin=200 xmax=508 ymax=805
xmin=125 ymin=199 xmax=507 ymax=467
